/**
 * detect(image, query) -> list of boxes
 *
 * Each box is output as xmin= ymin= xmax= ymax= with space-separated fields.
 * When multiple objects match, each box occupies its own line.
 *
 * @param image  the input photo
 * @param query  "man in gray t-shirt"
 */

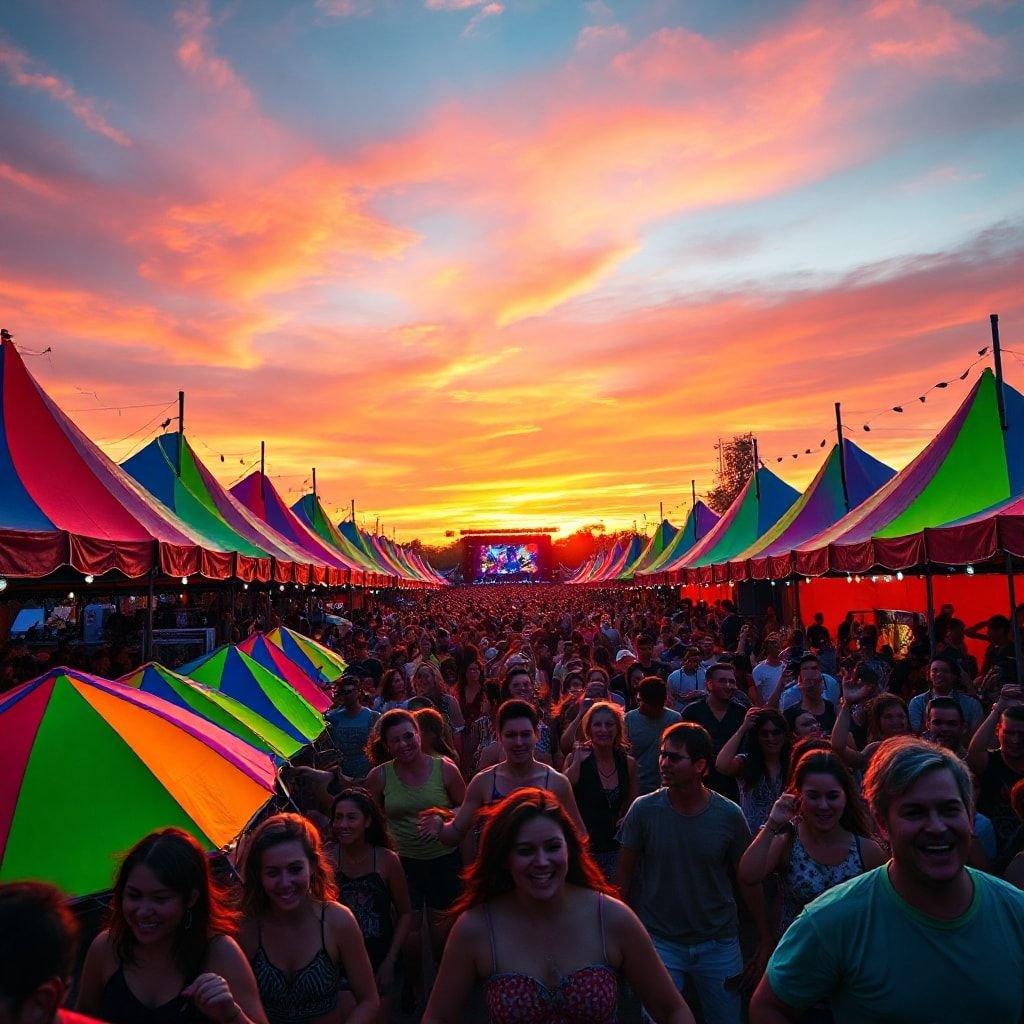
xmin=625 ymin=677 xmax=681 ymax=794
xmin=617 ymin=721 xmax=767 ymax=1024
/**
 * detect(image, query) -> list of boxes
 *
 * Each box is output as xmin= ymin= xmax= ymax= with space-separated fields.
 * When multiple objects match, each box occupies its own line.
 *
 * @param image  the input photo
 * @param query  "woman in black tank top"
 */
xmin=75 ymin=829 xmax=265 ymax=1024
xmin=564 ymin=702 xmax=638 ymax=879
xmin=330 ymin=789 xmax=413 ymax=1024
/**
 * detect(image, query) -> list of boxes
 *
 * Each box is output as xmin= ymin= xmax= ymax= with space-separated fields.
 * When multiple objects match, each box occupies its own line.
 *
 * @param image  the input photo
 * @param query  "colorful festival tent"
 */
xmin=180 ymin=646 xmax=325 ymax=744
xmin=291 ymin=494 xmax=393 ymax=585
xmin=789 ymin=369 xmax=1024 ymax=576
xmin=0 ymin=667 xmax=275 ymax=895
xmin=726 ymin=440 xmax=895 ymax=581
xmin=236 ymin=632 xmax=332 ymax=711
xmin=267 ymin=626 xmax=348 ymax=684
xmin=592 ymin=535 xmax=643 ymax=582
xmin=636 ymin=501 xmax=721 ymax=580
xmin=120 ymin=662 xmax=302 ymax=758
xmin=663 ymin=468 xmax=800 ymax=581
xmin=619 ymin=519 xmax=679 ymax=580
xmin=122 ymin=434 xmax=330 ymax=584
xmin=0 ymin=336 xmax=240 ymax=580
xmin=230 ymin=472 xmax=365 ymax=584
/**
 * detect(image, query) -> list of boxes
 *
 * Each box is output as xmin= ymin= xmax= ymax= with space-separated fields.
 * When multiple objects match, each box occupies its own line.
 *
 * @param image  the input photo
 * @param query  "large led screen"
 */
xmin=474 ymin=543 xmax=540 ymax=581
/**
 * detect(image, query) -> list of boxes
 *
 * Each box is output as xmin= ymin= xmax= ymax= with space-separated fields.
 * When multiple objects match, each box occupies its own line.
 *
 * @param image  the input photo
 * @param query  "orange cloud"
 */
xmin=139 ymin=159 xmax=419 ymax=298
xmin=174 ymin=0 xmax=254 ymax=107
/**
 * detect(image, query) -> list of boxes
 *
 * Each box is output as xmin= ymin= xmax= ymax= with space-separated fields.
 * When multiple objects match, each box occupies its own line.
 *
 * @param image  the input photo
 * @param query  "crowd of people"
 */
xmin=5 ymin=583 xmax=1024 ymax=1024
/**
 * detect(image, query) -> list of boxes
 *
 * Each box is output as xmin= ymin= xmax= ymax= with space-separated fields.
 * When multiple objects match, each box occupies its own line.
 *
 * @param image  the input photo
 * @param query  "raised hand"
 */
xmin=767 ymin=793 xmax=800 ymax=831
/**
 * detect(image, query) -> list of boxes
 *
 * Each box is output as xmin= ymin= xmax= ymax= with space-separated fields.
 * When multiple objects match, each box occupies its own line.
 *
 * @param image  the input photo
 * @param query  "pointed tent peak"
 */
xmin=730 ymin=441 xmax=895 ymax=566
xmin=796 ymin=365 xmax=1024 ymax=554
xmin=673 ymin=467 xmax=800 ymax=570
xmin=839 ymin=438 xmax=898 ymax=509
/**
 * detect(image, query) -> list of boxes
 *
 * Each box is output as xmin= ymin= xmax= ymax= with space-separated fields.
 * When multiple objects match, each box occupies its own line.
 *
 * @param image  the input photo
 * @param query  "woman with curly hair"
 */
xmin=423 ymin=788 xmax=693 ymax=1024
xmin=371 ymin=669 xmax=409 ymax=714
xmin=330 ymin=789 xmax=412 ymax=1024
xmin=237 ymin=814 xmax=378 ymax=1024
xmin=77 ymin=828 xmax=265 ymax=1024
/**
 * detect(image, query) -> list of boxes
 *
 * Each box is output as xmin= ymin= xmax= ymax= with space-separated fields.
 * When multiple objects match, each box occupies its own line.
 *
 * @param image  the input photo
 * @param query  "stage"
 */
xmin=459 ymin=529 xmax=556 ymax=583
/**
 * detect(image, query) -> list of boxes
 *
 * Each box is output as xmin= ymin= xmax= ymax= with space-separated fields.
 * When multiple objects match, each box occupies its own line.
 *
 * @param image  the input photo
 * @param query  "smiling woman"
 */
xmin=237 ymin=815 xmax=378 ymax=1024
xmin=423 ymin=788 xmax=695 ymax=1024
xmin=75 ymin=828 xmax=267 ymax=1024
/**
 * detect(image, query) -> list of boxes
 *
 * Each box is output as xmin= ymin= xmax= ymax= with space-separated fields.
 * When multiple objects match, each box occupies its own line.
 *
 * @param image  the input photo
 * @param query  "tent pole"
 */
xmin=992 ymin=313 xmax=1008 ymax=432
xmin=177 ymin=391 xmax=185 ymax=475
xmin=835 ymin=401 xmax=850 ymax=512
xmin=312 ymin=467 xmax=317 ymax=502
xmin=752 ymin=437 xmax=760 ymax=499
xmin=792 ymin=577 xmax=802 ymax=627
xmin=924 ymin=566 xmax=936 ymax=655
xmin=1008 ymin=555 xmax=1023 ymax=683
xmin=691 ymin=480 xmax=697 ymax=541
xmin=144 ymin=562 xmax=155 ymax=662
xmin=260 ymin=441 xmax=265 ymax=477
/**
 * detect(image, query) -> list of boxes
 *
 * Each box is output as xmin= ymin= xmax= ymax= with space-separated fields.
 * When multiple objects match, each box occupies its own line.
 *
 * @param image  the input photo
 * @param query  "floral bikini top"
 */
xmin=483 ymin=893 xmax=618 ymax=1024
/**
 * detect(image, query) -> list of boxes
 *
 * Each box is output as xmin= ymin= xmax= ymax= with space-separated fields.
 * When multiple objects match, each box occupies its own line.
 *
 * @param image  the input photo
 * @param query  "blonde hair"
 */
xmin=581 ymin=700 xmax=629 ymax=751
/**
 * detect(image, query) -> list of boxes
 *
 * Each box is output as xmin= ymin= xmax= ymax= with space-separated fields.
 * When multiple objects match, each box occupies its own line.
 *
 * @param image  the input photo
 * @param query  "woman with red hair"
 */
xmin=423 ymin=789 xmax=693 ymax=1024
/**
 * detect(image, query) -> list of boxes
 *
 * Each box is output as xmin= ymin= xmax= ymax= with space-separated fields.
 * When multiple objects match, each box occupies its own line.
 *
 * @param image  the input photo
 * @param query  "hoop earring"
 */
xmin=184 ymin=909 xmax=194 ymax=930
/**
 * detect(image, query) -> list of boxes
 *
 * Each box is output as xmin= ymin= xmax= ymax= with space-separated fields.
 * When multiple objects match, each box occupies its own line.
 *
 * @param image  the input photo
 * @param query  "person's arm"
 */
xmin=609 ymin=900 xmax=695 ymax=1024
xmin=616 ymin=845 xmax=639 ymax=906
xmin=749 ymin=976 xmax=805 ymax=1023
xmin=829 ymin=701 xmax=871 ymax=770
xmin=552 ymin=772 xmax=587 ymax=835
xmin=766 ymin=667 xmax=792 ymax=711
xmin=737 ymin=795 xmax=797 ymax=886
xmin=716 ymin=706 xmax=759 ymax=777
xmin=967 ymin=687 xmax=1020 ymax=775
xmin=325 ymin=904 xmax=379 ymax=1024
xmin=422 ymin=911 xmax=487 ymax=1024
xmin=420 ymin=765 xmax=475 ymax=845
xmin=187 ymin=935 xmax=269 ymax=1024
xmin=76 ymin=932 xmax=114 ymax=1016
xmin=563 ymin=746 xmax=585 ymax=785
xmin=560 ymin=701 xmax=590 ymax=754
xmin=379 ymin=850 xmax=413 ymax=991
xmin=623 ymin=755 xmax=638 ymax=813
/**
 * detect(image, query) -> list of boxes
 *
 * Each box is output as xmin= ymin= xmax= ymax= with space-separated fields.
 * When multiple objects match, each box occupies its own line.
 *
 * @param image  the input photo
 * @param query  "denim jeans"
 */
xmin=645 ymin=935 xmax=742 ymax=1024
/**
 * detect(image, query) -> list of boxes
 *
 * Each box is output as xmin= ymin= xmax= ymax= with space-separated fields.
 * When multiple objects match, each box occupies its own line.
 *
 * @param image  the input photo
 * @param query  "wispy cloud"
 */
xmin=0 ymin=39 xmax=130 ymax=146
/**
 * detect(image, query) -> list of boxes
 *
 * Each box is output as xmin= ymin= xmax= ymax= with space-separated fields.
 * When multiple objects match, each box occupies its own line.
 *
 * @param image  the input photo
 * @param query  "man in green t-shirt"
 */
xmin=751 ymin=736 xmax=1024 ymax=1023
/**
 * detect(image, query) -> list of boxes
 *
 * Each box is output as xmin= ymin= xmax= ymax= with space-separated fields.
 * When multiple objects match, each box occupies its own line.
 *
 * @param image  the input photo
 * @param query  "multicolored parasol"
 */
xmin=236 ymin=633 xmax=332 ymax=712
xmin=180 ymin=646 xmax=325 ymax=744
xmin=0 ymin=667 xmax=276 ymax=896
xmin=267 ymin=627 xmax=347 ymax=684
xmin=120 ymin=662 xmax=302 ymax=759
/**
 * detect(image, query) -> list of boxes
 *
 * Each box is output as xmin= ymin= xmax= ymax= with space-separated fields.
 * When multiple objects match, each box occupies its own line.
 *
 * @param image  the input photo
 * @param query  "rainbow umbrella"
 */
xmin=180 ymin=646 xmax=325 ymax=745
xmin=0 ymin=667 xmax=276 ymax=896
xmin=268 ymin=627 xmax=347 ymax=684
xmin=236 ymin=633 xmax=332 ymax=713
xmin=120 ymin=663 xmax=302 ymax=760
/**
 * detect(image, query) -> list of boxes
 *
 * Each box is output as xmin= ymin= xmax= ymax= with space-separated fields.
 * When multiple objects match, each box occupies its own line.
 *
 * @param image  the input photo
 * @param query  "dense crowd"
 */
xmin=4 ymin=583 xmax=1024 ymax=1024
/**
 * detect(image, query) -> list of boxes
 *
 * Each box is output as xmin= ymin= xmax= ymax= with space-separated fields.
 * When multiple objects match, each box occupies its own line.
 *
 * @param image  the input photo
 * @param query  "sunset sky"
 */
xmin=2 ymin=0 xmax=1023 ymax=545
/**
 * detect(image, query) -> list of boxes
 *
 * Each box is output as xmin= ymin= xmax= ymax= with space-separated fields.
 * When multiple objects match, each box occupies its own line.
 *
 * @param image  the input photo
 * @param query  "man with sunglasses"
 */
xmin=618 ymin=722 xmax=770 ymax=1024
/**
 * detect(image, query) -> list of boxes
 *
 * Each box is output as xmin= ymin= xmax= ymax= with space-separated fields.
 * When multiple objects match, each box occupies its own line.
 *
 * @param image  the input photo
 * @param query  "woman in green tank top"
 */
xmin=365 ymin=709 xmax=465 ymax=1011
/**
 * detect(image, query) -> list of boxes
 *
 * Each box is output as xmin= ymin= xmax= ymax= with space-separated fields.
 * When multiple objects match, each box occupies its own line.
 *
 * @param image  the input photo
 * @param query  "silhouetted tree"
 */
xmin=707 ymin=433 xmax=756 ymax=513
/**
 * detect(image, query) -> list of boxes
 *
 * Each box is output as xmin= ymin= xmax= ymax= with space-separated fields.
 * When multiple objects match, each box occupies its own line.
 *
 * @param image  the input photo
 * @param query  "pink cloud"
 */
xmin=0 ymin=39 xmax=131 ymax=146
xmin=174 ymin=0 xmax=254 ymax=106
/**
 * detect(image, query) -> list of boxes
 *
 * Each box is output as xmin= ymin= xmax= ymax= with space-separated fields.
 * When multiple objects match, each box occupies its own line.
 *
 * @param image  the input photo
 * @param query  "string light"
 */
xmin=84 ymin=575 xmax=94 ymax=584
